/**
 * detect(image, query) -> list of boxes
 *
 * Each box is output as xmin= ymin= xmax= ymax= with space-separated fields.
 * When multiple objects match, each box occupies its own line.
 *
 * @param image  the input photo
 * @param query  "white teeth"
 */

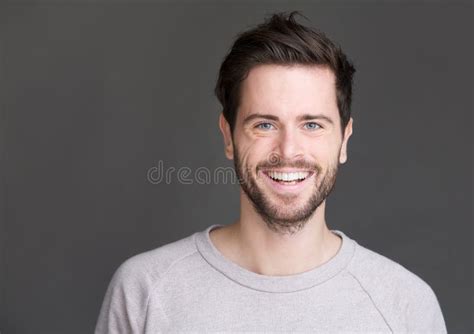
xmin=267 ymin=171 xmax=310 ymax=181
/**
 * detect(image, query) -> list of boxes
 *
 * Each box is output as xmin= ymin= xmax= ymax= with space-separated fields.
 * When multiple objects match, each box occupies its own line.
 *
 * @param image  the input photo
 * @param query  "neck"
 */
xmin=224 ymin=191 xmax=341 ymax=276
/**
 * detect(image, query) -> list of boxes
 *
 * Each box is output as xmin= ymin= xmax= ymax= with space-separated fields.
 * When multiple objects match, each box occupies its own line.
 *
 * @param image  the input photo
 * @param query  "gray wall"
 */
xmin=1 ymin=1 xmax=472 ymax=333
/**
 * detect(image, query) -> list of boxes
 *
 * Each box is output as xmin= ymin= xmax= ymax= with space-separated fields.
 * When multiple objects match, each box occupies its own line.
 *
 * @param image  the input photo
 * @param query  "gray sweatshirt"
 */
xmin=95 ymin=224 xmax=447 ymax=333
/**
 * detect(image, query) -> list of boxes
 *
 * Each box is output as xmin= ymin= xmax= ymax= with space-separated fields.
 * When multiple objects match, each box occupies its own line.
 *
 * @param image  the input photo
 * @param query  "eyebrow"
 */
xmin=243 ymin=113 xmax=334 ymax=125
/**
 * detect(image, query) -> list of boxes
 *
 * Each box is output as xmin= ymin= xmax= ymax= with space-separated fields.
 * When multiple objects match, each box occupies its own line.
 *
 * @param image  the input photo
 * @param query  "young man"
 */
xmin=95 ymin=12 xmax=447 ymax=333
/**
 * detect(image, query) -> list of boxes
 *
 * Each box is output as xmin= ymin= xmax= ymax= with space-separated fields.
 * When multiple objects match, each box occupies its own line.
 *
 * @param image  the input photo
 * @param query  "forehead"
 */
xmin=238 ymin=64 xmax=338 ymax=120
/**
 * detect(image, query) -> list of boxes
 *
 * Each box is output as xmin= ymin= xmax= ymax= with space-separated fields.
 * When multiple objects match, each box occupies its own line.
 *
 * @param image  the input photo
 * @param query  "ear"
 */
xmin=339 ymin=117 xmax=353 ymax=164
xmin=219 ymin=113 xmax=234 ymax=160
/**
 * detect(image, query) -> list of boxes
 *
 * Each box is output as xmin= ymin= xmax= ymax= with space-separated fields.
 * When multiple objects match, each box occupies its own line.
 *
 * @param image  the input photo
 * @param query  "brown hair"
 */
xmin=214 ymin=11 xmax=356 ymax=135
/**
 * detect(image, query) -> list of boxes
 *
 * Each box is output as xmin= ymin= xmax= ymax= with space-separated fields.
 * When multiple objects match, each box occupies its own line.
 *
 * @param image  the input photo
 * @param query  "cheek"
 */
xmin=311 ymin=135 xmax=341 ymax=155
xmin=307 ymin=141 xmax=330 ymax=158
xmin=238 ymin=144 xmax=271 ymax=171
xmin=235 ymin=145 xmax=253 ymax=166
xmin=307 ymin=142 xmax=341 ymax=168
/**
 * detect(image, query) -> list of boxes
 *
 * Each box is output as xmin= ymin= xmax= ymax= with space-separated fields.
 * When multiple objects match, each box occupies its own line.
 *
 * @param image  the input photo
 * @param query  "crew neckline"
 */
xmin=194 ymin=224 xmax=356 ymax=293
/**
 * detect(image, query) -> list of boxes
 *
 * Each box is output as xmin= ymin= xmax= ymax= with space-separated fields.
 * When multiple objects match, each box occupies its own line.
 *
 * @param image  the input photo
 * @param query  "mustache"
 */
xmin=256 ymin=154 xmax=320 ymax=172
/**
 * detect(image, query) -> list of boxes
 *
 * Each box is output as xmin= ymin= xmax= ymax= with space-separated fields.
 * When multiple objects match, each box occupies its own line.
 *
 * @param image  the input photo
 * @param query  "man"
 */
xmin=95 ymin=11 xmax=447 ymax=333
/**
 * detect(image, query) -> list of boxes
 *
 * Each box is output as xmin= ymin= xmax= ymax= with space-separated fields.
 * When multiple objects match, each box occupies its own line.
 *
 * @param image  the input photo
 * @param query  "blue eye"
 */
xmin=256 ymin=122 xmax=274 ymax=130
xmin=304 ymin=122 xmax=321 ymax=130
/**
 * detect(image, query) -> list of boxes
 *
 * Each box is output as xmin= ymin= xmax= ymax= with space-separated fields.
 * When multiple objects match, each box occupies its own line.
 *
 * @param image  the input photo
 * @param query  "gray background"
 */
xmin=1 ymin=1 xmax=472 ymax=333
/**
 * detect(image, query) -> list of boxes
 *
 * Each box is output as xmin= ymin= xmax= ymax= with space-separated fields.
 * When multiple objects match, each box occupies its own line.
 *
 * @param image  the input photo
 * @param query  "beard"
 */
xmin=233 ymin=146 xmax=340 ymax=236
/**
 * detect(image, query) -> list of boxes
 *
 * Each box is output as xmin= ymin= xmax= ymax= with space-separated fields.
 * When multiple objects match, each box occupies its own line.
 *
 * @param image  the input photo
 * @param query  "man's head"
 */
xmin=215 ymin=11 xmax=355 ymax=136
xmin=215 ymin=12 xmax=355 ymax=235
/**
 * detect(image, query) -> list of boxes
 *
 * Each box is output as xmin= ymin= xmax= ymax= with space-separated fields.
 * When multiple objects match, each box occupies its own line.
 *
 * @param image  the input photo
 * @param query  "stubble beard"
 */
xmin=233 ymin=146 xmax=340 ymax=236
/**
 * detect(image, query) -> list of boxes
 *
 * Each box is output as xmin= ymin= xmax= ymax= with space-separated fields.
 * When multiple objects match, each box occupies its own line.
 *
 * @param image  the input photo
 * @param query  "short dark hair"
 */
xmin=214 ymin=11 xmax=356 ymax=135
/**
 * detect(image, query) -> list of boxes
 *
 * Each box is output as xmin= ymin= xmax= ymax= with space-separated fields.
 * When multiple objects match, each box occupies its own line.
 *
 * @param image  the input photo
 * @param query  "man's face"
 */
xmin=219 ymin=64 xmax=353 ymax=235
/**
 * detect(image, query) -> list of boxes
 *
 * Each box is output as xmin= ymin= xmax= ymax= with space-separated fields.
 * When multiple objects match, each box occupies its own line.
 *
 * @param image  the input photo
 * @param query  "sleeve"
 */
xmin=405 ymin=283 xmax=447 ymax=333
xmin=94 ymin=257 xmax=153 ymax=334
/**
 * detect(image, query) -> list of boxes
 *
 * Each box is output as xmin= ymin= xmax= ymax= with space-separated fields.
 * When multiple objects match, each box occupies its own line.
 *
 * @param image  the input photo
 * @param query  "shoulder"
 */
xmin=95 ymin=232 xmax=199 ymax=333
xmin=346 ymin=241 xmax=438 ymax=305
xmin=345 ymin=240 xmax=446 ymax=332
xmin=113 ymin=231 xmax=198 ymax=286
xmin=347 ymin=241 xmax=430 ymax=292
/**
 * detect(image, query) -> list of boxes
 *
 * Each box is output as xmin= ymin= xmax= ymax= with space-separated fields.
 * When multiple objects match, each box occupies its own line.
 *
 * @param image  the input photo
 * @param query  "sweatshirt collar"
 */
xmin=195 ymin=224 xmax=356 ymax=293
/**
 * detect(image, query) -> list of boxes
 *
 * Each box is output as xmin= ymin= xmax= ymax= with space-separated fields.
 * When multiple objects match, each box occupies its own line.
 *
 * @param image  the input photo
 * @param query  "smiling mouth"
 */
xmin=262 ymin=170 xmax=314 ymax=185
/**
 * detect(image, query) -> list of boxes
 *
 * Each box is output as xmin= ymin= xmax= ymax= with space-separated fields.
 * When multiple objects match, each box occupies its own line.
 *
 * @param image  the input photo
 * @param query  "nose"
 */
xmin=276 ymin=127 xmax=304 ymax=161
